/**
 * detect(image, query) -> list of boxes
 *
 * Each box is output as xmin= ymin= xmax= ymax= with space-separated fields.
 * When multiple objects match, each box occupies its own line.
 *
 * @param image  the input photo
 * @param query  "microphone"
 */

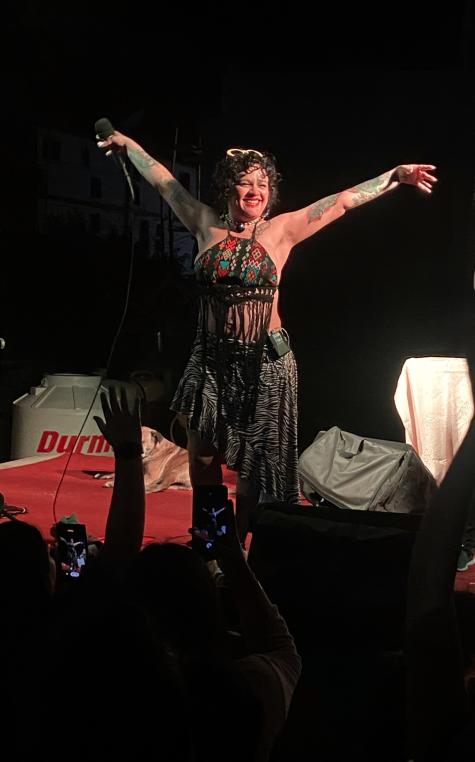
xmin=94 ymin=117 xmax=135 ymax=201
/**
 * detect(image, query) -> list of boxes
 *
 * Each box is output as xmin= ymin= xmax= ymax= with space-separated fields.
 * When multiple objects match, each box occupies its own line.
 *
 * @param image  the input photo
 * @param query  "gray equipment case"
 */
xmin=298 ymin=426 xmax=437 ymax=514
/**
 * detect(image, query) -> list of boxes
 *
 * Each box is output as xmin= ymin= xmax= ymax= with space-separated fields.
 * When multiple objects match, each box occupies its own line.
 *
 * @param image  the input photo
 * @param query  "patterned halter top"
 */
xmin=193 ymin=225 xmax=278 ymax=427
xmin=195 ymin=232 xmax=278 ymax=287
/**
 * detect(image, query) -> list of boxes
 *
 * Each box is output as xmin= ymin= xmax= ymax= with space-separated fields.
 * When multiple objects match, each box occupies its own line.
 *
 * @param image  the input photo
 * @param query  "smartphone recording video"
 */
xmin=56 ymin=522 xmax=88 ymax=579
xmin=192 ymin=485 xmax=232 ymax=559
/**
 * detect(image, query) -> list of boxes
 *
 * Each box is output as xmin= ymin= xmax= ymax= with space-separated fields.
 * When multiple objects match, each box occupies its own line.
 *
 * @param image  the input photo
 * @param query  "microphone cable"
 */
xmin=50 ymin=120 xmax=138 ymax=526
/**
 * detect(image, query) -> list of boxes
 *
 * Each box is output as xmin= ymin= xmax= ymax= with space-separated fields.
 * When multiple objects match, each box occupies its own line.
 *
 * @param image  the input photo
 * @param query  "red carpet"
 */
xmin=0 ymin=454 xmax=236 ymax=546
xmin=1 ymin=454 xmax=474 ymax=592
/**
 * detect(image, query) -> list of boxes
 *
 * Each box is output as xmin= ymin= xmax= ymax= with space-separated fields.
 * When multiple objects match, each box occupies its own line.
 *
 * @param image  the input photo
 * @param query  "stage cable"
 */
xmin=47 ymin=121 xmax=202 ymax=529
xmin=50 ymin=162 xmax=137 ymax=527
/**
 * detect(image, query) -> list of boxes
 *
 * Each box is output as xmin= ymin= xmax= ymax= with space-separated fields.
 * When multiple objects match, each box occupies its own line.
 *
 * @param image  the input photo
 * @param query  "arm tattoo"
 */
xmin=169 ymin=181 xmax=194 ymax=209
xmin=308 ymin=194 xmax=338 ymax=222
xmin=348 ymin=171 xmax=394 ymax=208
xmin=127 ymin=147 xmax=157 ymax=172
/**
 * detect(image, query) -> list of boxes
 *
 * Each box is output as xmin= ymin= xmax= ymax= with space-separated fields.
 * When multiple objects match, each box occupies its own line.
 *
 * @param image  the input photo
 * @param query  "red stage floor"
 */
xmin=1 ymin=453 xmax=474 ymax=592
xmin=0 ymin=453 xmax=237 ymax=547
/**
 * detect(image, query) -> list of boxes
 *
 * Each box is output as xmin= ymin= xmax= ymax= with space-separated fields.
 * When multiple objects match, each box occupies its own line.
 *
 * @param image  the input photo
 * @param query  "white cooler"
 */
xmin=11 ymin=373 xmax=142 ymax=459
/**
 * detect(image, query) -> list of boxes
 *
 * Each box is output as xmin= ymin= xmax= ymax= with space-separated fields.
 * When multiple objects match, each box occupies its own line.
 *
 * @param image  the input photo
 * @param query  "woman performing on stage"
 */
xmin=97 ymin=129 xmax=436 ymax=542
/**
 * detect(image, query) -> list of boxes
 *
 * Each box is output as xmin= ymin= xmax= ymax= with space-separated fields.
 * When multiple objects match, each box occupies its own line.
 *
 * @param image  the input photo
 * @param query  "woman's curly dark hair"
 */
xmin=211 ymin=151 xmax=282 ymax=218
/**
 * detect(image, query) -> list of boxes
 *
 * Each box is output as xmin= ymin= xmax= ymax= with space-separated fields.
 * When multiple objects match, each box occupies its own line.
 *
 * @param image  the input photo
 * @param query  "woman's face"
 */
xmin=228 ymin=165 xmax=270 ymax=222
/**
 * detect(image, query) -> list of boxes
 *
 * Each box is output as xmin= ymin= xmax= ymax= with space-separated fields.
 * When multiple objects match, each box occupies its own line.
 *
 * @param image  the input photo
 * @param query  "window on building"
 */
xmin=90 ymin=177 xmax=102 ymax=199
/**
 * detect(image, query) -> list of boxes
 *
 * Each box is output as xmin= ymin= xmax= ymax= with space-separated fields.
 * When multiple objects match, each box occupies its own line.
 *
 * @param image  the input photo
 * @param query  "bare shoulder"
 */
xmin=255 ymin=215 xmax=292 ymax=268
xmin=201 ymin=204 xmax=222 ymax=227
xmin=196 ymin=219 xmax=229 ymax=255
xmin=192 ymin=208 xmax=225 ymax=253
xmin=197 ymin=205 xmax=223 ymax=240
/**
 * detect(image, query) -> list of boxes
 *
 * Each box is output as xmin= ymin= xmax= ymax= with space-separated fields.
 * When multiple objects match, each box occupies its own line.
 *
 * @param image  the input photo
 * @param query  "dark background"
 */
xmin=1 ymin=3 xmax=474 ymax=458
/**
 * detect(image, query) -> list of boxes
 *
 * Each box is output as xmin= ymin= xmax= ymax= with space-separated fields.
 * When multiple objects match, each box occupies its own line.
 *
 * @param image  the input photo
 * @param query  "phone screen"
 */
xmin=192 ymin=485 xmax=230 ymax=559
xmin=56 ymin=522 xmax=88 ymax=579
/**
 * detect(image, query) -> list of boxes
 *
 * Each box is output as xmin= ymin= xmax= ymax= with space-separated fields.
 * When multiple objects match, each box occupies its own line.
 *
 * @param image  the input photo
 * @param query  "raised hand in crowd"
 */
xmin=94 ymin=387 xmax=144 ymax=562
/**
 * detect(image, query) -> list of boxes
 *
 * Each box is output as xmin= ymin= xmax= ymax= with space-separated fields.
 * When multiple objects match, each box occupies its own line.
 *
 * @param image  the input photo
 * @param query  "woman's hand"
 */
xmin=96 ymin=129 xmax=130 ymax=156
xmin=396 ymin=164 xmax=437 ymax=193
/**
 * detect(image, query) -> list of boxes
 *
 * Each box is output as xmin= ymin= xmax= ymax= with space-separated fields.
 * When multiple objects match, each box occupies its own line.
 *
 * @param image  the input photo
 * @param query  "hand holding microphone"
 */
xmin=95 ymin=118 xmax=128 ymax=153
xmin=94 ymin=117 xmax=135 ymax=201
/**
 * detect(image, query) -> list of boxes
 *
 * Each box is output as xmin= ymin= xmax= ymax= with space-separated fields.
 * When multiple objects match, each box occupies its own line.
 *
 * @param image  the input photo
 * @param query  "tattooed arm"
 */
xmin=277 ymin=164 xmax=437 ymax=247
xmin=96 ymin=130 xmax=219 ymax=240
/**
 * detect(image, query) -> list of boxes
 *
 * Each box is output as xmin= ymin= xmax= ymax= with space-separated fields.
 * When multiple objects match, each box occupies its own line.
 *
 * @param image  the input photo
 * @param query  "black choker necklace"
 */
xmin=224 ymin=214 xmax=262 ymax=232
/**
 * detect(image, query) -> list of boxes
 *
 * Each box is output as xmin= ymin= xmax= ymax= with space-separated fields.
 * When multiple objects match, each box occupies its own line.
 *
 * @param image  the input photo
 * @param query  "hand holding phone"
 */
xmin=55 ymin=522 xmax=88 ymax=579
xmin=191 ymin=485 xmax=232 ymax=560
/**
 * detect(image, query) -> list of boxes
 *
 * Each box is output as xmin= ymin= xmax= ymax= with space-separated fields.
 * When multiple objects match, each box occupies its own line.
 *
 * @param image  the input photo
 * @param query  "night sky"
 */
xmin=2 ymin=4 xmax=474 ymax=453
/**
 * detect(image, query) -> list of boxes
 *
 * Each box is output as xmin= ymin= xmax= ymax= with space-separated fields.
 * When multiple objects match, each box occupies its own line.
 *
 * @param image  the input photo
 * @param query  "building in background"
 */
xmin=36 ymin=126 xmax=198 ymax=272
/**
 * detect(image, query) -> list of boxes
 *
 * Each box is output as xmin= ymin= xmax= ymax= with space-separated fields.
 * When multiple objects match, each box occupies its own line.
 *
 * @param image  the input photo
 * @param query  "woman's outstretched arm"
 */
xmin=97 ymin=129 xmax=219 ymax=240
xmin=276 ymin=164 xmax=437 ymax=246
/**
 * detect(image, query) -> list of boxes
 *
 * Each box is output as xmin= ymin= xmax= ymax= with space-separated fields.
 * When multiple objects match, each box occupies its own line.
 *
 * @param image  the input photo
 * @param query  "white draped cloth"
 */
xmin=394 ymin=357 xmax=474 ymax=484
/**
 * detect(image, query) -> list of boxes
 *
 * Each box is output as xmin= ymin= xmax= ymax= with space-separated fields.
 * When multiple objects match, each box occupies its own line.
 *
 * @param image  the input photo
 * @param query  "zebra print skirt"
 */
xmin=170 ymin=333 xmax=300 ymax=503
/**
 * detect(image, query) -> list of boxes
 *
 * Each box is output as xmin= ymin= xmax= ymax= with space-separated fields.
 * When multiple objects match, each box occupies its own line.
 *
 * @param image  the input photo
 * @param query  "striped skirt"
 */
xmin=170 ymin=334 xmax=300 ymax=503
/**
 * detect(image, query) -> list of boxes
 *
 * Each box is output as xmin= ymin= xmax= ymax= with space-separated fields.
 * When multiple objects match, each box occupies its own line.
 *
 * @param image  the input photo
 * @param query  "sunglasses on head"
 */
xmin=226 ymin=148 xmax=264 ymax=158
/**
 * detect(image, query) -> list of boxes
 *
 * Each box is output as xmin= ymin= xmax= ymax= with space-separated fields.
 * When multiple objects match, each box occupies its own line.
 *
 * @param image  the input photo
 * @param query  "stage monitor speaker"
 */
xmin=248 ymin=502 xmax=421 ymax=652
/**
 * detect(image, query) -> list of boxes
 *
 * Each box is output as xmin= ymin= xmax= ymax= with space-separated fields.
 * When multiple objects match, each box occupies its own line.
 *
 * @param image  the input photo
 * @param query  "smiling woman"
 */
xmin=211 ymin=149 xmax=281 ymax=230
xmin=96 ymin=125 xmax=437 ymax=543
xmin=231 ymin=168 xmax=269 ymax=221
